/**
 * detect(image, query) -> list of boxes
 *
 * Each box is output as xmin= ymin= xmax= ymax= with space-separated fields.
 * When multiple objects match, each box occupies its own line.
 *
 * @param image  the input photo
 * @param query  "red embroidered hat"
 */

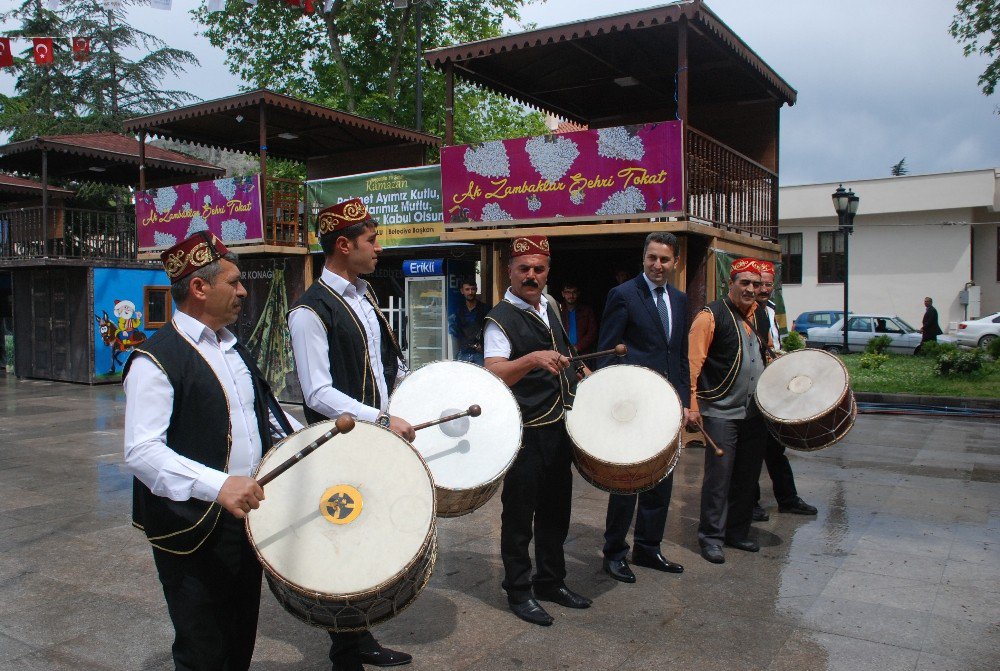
xmin=511 ymin=235 xmax=550 ymax=258
xmin=160 ymin=231 xmax=230 ymax=284
xmin=317 ymin=198 xmax=378 ymax=236
xmin=729 ymin=257 xmax=760 ymax=279
xmin=755 ymin=260 xmax=775 ymax=276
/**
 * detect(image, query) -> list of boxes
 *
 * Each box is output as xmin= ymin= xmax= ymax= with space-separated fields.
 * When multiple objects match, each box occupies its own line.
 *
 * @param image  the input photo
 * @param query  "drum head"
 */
xmin=566 ymin=364 xmax=682 ymax=464
xmin=390 ymin=361 xmax=522 ymax=491
xmin=756 ymin=349 xmax=850 ymax=423
xmin=248 ymin=421 xmax=435 ymax=597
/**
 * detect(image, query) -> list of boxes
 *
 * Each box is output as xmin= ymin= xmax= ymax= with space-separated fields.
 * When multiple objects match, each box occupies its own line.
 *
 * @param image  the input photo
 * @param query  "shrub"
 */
xmin=935 ymin=349 xmax=985 ymax=376
xmin=917 ymin=340 xmax=957 ymax=357
xmin=866 ymin=335 xmax=893 ymax=354
xmin=987 ymin=338 xmax=1000 ymax=361
xmin=781 ymin=330 xmax=806 ymax=352
xmin=859 ymin=353 xmax=889 ymax=370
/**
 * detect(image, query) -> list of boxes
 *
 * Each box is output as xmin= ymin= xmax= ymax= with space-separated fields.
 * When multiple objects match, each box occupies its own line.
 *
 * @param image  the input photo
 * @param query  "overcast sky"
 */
xmin=1 ymin=0 xmax=997 ymax=185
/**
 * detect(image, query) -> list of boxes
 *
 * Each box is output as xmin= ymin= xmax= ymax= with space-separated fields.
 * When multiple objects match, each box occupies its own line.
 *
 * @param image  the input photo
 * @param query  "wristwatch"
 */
xmin=376 ymin=413 xmax=391 ymax=428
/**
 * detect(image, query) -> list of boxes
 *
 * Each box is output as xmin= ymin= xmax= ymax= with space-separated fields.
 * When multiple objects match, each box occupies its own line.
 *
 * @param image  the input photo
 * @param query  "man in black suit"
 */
xmin=598 ymin=232 xmax=690 ymax=583
xmin=918 ymin=297 xmax=943 ymax=352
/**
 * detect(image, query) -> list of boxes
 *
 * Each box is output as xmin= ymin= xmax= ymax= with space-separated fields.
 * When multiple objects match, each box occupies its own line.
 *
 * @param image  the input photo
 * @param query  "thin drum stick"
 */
xmin=411 ymin=405 xmax=482 ymax=432
xmin=257 ymin=414 xmax=356 ymax=487
xmin=694 ymin=416 xmax=725 ymax=457
xmin=567 ymin=344 xmax=627 ymax=364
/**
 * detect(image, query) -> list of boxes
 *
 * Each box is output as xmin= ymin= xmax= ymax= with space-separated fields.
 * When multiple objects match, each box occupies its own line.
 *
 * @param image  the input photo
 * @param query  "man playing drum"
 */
xmin=688 ymin=257 xmax=769 ymax=564
xmin=123 ymin=232 xmax=301 ymax=670
xmin=751 ymin=260 xmax=817 ymax=522
xmin=484 ymin=235 xmax=592 ymax=626
xmin=288 ymin=198 xmax=414 ymax=670
xmin=598 ymin=231 xmax=689 ymax=583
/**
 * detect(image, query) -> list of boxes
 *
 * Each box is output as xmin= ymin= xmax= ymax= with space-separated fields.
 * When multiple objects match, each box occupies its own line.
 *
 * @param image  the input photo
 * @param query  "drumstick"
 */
xmin=257 ymin=414 xmax=356 ymax=487
xmin=567 ymin=344 xmax=627 ymax=364
xmin=411 ymin=405 xmax=482 ymax=432
xmin=693 ymin=416 xmax=725 ymax=457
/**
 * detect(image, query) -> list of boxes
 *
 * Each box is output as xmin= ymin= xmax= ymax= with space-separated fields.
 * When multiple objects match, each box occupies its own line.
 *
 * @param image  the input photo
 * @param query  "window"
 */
xmin=847 ymin=317 xmax=873 ymax=333
xmin=778 ymin=233 xmax=802 ymax=284
xmin=818 ymin=231 xmax=845 ymax=283
xmin=144 ymin=286 xmax=172 ymax=329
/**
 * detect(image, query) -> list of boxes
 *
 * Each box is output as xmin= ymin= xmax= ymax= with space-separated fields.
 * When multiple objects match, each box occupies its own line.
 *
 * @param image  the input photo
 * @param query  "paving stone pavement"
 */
xmin=0 ymin=373 xmax=997 ymax=671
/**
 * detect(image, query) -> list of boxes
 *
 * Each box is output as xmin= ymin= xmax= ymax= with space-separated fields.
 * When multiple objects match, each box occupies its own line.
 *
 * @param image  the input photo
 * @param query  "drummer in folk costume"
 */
xmin=123 ymin=232 xmax=302 ymax=671
xmin=287 ymin=198 xmax=414 ymax=670
xmin=751 ymin=260 xmax=818 ymax=522
xmin=598 ymin=231 xmax=689 ymax=583
xmin=484 ymin=235 xmax=593 ymax=626
xmin=688 ymin=257 xmax=770 ymax=564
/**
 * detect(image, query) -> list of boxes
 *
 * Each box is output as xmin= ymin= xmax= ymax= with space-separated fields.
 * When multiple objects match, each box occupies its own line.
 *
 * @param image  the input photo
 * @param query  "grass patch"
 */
xmin=840 ymin=352 xmax=1000 ymax=398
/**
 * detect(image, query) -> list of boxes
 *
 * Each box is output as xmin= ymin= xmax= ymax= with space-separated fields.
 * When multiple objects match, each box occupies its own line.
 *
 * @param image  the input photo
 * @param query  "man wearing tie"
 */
xmin=599 ymin=232 xmax=690 ymax=583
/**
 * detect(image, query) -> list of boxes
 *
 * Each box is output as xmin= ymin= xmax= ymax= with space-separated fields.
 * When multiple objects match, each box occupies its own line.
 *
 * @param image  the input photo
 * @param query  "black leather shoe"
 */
xmin=725 ymin=538 xmax=760 ymax=552
xmin=700 ymin=544 xmax=725 ymax=564
xmin=603 ymin=558 xmax=636 ymax=583
xmin=752 ymin=505 xmax=770 ymax=522
xmin=358 ymin=646 xmax=412 ymax=667
xmin=508 ymin=598 xmax=554 ymax=626
xmin=631 ymin=550 xmax=684 ymax=574
xmin=778 ymin=497 xmax=818 ymax=515
xmin=534 ymin=585 xmax=592 ymax=609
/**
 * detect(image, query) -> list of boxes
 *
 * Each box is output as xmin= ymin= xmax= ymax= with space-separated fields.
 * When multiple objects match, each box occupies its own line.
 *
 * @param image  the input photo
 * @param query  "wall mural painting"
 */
xmin=92 ymin=267 xmax=170 ymax=379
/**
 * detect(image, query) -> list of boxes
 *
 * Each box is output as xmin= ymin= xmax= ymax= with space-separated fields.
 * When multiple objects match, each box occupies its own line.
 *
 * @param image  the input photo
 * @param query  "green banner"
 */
xmin=713 ymin=250 xmax=788 ymax=339
xmin=305 ymin=166 xmax=444 ymax=250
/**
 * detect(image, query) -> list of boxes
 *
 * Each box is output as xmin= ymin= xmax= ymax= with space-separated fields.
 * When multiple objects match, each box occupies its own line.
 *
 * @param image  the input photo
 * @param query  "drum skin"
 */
xmin=755 ymin=349 xmax=857 ymax=451
xmin=390 ymin=360 xmax=522 ymax=517
xmin=566 ymin=365 xmax=683 ymax=495
xmin=247 ymin=421 xmax=436 ymax=632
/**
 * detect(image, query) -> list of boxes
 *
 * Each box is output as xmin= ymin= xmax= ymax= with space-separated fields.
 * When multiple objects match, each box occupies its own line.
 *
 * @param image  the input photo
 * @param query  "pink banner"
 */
xmin=441 ymin=122 xmax=683 ymax=225
xmin=135 ymin=175 xmax=264 ymax=250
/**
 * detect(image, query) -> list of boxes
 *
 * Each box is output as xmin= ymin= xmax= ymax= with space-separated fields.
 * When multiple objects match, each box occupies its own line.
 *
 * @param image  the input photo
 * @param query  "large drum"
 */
xmin=390 ymin=360 xmax=522 ymax=517
xmin=247 ymin=421 xmax=436 ymax=632
xmin=566 ymin=364 xmax=683 ymax=494
xmin=755 ymin=348 xmax=857 ymax=451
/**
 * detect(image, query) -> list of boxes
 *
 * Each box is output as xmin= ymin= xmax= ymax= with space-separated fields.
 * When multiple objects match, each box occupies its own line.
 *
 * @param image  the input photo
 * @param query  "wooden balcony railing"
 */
xmin=263 ymin=177 xmax=304 ymax=246
xmin=685 ymin=127 xmax=778 ymax=241
xmin=1 ymin=207 xmax=137 ymax=261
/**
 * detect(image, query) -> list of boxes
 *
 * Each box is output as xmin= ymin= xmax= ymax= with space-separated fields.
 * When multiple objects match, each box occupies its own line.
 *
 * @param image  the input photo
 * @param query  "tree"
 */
xmin=950 ymin=0 xmax=1000 ymax=97
xmin=193 ymin=0 xmax=547 ymax=143
xmin=890 ymin=157 xmax=908 ymax=176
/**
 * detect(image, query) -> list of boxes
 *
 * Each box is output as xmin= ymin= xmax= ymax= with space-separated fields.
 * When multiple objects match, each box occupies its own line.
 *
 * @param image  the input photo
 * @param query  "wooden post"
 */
xmin=706 ymin=239 xmax=717 ymax=302
xmin=490 ymin=241 xmax=505 ymax=306
xmin=445 ymin=61 xmax=455 ymax=146
xmin=259 ymin=101 xmax=269 ymax=243
xmin=673 ymin=235 xmax=688 ymax=292
xmin=41 ymin=148 xmax=49 ymax=256
xmin=138 ymin=131 xmax=147 ymax=192
xmin=676 ymin=17 xmax=689 ymax=123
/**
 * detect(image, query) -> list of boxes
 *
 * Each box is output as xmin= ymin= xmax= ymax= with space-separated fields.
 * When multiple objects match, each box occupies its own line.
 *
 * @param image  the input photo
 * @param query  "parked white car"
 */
xmin=806 ymin=314 xmax=955 ymax=354
xmin=954 ymin=312 xmax=1000 ymax=348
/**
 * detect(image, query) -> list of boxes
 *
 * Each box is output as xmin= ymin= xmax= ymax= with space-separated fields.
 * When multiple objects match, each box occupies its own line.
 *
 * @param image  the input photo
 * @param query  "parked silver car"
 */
xmin=954 ymin=312 xmax=1000 ymax=348
xmin=806 ymin=314 xmax=954 ymax=354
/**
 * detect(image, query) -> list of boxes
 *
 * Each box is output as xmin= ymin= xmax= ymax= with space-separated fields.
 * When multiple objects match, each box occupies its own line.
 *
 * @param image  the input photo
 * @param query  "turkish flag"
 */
xmin=72 ymin=37 xmax=91 ymax=62
xmin=0 ymin=38 xmax=13 ymax=68
xmin=304 ymin=0 xmax=314 ymax=13
xmin=33 ymin=38 xmax=54 ymax=65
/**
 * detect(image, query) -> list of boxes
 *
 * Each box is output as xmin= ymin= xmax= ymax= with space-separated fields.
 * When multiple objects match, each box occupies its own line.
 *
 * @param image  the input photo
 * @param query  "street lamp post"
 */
xmin=831 ymin=185 xmax=860 ymax=352
xmin=393 ymin=0 xmax=432 ymax=131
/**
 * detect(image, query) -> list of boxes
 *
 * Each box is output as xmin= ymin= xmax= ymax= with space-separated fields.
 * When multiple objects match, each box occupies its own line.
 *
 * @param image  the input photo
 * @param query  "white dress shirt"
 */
xmin=484 ymin=288 xmax=551 ymax=360
xmin=288 ymin=267 xmax=406 ymax=422
xmin=642 ymin=272 xmax=673 ymax=340
xmin=766 ymin=302 xmax=781 ymax=352
xmin=123 ymin=310 xmax=302 ymax=503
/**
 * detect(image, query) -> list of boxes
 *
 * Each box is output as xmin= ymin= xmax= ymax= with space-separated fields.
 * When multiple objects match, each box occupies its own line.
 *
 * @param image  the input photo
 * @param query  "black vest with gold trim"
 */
xmin=696 ymin=297 xmax=767 ymax=403
xmin=290 ymin=278 xmax=401 ymax=423
xmin=122 ymin=321 xmax=274 ymax=555
xmin=486 ymin=299 xmax=576 ymax=427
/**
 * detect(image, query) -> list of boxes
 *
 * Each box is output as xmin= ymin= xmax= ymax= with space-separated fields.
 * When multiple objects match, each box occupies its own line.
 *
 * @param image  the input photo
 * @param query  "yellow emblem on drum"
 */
xmin=319 ymin=485 xmax=363 ymax=525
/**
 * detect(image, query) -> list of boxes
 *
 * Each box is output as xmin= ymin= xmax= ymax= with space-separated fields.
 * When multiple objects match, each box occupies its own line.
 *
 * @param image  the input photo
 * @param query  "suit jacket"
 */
xmin=595 ymin=274 xmax=691 ymax=408
xmin=922 ymin=306 xmax=942 ymax=338
xmin=560 ymin=303 xmax=598 ymax=354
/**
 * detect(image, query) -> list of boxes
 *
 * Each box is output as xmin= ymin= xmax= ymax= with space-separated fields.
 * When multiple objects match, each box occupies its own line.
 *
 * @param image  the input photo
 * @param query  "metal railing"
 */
xmin=0 ymin=207 xmax=137 ymax=261
xmin=686 ymin=127 xmax=778 ymax=240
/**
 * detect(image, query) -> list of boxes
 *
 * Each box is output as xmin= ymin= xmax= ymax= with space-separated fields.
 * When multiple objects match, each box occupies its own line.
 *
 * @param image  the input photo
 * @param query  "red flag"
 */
xmin=72 ymin=37 xmax=91 ymax=62
xmin=33 ymin=38 xmax=54 ymax=65
xmin=0 ymin=38 xmax=13 ymax=68
xmin=304 ymin=0 xmax=314 ymax=13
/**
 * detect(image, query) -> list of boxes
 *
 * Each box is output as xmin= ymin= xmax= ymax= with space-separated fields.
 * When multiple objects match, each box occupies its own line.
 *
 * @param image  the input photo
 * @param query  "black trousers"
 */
xmin=328 ymin=630 xmax=379 ymax=671
xmin=754 ymin=432 xmax=799 ymax=508
xmin=152 ymin=513 xmax=263 ymax=671
xmin=697 ymin=414 xmax=766 ymax=547
xmin=500 ymin=421 xmax=574 ymax=602
xmin=603 ymin=473 xmax=674 ymax=561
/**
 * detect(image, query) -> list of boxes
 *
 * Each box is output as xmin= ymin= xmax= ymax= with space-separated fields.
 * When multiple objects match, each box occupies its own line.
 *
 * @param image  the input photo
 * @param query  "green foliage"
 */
xmin=916 ymin=340 xmax=958 ymax=357
xmin=781 ymin=330 xmax=805 ymax=352
xmin=949 ymin=0 xmax=1000 ymax=97
xmin=193 ymin=0 xmax=546 ymax=142
xmin=935 ymin=348 xmax=986 ymax=376
xmin=890 ymin=157 xmax=909 ymax=176
xmin=987 ymin=337 xmax=1000 ymax=360
xmin=859 ymin=353 xmax=889 ymax=370
xmin=865 ymin=335 xmax=893 ymax=354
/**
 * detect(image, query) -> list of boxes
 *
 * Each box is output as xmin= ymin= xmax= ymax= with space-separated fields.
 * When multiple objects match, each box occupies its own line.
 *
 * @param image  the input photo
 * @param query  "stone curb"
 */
xmin=855 ymin=392 xmax=1000 ymax=410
